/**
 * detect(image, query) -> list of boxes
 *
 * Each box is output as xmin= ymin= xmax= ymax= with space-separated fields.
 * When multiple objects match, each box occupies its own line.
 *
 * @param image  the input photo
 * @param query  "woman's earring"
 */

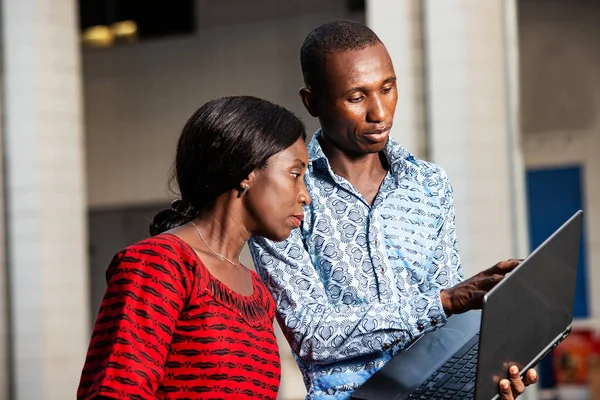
xmin=240 ymin=184 xmax=249 ymax=197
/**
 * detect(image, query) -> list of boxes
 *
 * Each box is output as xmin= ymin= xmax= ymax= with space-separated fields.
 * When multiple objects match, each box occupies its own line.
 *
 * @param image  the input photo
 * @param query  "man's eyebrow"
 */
xmin=343 ymin=77 xmax=397 ymax=95
xmin=344 ymin=86 xmax=368 ymax=95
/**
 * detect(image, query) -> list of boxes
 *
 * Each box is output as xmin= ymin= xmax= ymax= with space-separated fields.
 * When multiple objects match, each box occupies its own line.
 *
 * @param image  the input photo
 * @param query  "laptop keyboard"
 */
xmin=406 ymin=335 xmax=479 ymax=400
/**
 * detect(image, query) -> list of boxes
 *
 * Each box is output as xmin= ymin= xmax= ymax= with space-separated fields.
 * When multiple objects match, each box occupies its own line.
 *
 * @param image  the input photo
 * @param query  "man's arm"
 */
xmin=425 ymin=172 xmax=465 ymax=293
xmin=249 ymin=229 xmax=450 ymax=365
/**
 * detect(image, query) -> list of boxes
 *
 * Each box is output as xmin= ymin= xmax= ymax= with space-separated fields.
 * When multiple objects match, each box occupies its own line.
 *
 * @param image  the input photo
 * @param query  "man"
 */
xmin=249 ymin=20 xmax=537 ymax=400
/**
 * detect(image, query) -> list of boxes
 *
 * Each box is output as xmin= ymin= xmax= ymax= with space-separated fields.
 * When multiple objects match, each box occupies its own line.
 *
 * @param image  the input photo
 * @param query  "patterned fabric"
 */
xmin=78 ymin=234 xmax=281 ymax=400
xmin=249 ymin=130 xmax=464 ymax=399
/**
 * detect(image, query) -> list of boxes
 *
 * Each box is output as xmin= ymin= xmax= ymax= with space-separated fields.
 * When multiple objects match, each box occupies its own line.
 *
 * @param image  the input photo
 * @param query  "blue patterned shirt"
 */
xmin=249 ymin=131 xmax=464 ymax=399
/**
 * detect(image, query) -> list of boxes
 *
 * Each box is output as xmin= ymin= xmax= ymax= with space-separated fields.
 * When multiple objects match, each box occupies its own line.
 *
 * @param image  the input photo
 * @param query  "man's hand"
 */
xmin=499 ymin=366 xmax=538 ymax=399
xmin=440 ymin=259 xmax=521 ymax=315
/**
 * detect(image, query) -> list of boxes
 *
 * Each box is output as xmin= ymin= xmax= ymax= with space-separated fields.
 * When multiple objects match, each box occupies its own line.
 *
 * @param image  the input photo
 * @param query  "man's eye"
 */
xmin=348 ymin=96 xmax=364 ymax=103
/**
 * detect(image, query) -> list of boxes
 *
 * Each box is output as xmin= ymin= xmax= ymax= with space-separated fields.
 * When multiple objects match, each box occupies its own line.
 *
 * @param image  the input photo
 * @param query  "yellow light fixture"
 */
xmin=112 ymin=20 xmax=138 ymax=42
xmin=82 ymin=25 xmax=114 ymax=48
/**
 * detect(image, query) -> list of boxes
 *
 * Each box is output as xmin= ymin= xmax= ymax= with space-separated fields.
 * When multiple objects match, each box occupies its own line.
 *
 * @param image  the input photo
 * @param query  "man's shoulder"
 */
xmin=407 ymin=157 xmax=450 ymax=181
xmin=387 ymin=140 xmax=451 ymax=191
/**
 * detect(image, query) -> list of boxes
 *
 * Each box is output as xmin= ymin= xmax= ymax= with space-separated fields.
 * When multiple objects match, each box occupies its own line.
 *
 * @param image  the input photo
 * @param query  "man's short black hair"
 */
xmin=300 ymin=20 xmax=383 ymax=91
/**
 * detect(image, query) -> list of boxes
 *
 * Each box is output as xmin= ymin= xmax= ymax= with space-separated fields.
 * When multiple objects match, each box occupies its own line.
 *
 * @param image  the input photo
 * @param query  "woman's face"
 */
xmin=246 ymin=138 xmax=311 ymax=241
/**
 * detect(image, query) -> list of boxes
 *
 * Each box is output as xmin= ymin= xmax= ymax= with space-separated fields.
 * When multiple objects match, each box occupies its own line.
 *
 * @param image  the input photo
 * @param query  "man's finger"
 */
xmin=479 ymin=274 xmax=504 ymax=291
xmin=523 ymin=368 xmax=538 ymax=386
xmin=491 ymin=259 xmax=521 ymax=275
xmin=509 ymin=365 xmax=525 ymax=396
xmin=499 ymin=379 xmax=514 ymax=400
xmin=467 ymin=290 xmax=488 ymax=310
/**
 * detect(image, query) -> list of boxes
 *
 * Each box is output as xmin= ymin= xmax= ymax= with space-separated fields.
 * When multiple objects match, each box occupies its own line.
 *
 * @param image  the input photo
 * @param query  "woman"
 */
xmin=78 ymin=96 xmax=310 ymax=399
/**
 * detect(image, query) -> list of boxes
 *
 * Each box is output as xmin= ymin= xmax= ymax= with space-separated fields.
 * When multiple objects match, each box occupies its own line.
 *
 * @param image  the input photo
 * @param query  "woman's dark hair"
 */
xmin=149 ymin=96 xmax=306 ymax=236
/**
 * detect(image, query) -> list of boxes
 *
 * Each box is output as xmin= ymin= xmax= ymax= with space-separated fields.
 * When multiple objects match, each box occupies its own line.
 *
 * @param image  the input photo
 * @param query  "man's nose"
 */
xmin=366 ymin=95 xmax=388 ymax=123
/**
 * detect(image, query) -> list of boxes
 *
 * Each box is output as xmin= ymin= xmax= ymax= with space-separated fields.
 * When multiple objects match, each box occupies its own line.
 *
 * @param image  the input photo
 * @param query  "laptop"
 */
xmin=351 ymin=210 xmax=583 ymax=400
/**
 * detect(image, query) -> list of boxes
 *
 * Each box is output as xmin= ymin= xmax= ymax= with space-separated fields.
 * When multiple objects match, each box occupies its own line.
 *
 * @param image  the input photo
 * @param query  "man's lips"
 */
xmin=361 ymin=126 xmax=390 ymax=142
xmin=364 ymin=126 xmax=391 ymax=135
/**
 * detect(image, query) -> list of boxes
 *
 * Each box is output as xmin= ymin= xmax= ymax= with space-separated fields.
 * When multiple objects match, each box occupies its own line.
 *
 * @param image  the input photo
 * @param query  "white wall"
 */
xmin=519 ymin=0 xmax=600 ymax=321
xmin=423 ymin=0 xmax=530 ymax=280
xmin=2 ymin=0 xmax=89 ymax=398
xmin=366 ymin=0 xmax=427 ymax=159
xmin=0 ymin=40 xmax=8 ymax=400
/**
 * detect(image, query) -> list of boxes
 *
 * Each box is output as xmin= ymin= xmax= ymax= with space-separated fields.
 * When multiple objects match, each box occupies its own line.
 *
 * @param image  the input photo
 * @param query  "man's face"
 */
xmin=314 ymin=43 xmax=397 ymax=156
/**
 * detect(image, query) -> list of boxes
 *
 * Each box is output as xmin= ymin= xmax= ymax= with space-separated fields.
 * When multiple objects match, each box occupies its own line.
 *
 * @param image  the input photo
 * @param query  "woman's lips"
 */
xmin=290 ymin=215 xmax=304 ymax=228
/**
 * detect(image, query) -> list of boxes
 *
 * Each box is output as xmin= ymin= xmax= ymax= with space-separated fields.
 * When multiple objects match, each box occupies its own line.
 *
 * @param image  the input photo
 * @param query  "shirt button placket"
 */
xmin=369 ymin=209 xmax=380 ymax=251
xmin=372 ymin=210 xmax=384 ymax=271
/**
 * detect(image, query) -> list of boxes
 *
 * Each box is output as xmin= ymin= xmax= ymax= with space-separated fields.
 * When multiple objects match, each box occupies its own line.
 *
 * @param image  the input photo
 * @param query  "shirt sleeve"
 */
xmin=77 ymin=243 xmax=195 ymax=400
xmin=428 ymin=171 xmax=465 ymax=291
xmin=404 ymin=170 xmax=465 ymax=337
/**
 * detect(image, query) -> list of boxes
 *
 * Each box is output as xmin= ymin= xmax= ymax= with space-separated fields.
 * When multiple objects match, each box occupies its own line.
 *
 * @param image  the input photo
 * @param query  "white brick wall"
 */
xmin=2 ymin=0 xmax=89 ymax=398
xmin=0 ymin=68 xmax=8 ymax=400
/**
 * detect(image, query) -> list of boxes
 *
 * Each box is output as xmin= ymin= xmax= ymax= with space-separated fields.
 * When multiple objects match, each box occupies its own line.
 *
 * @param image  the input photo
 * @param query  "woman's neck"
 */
xmin=190 ymin=194 xmax=250 ymax=263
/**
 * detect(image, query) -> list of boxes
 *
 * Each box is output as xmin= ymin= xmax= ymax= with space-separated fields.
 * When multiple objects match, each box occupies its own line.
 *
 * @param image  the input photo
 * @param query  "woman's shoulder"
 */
xmin=107 ymin=234 xmax=204 ymax=285
xmin=123 ymin=233 xmax=198 ymax=260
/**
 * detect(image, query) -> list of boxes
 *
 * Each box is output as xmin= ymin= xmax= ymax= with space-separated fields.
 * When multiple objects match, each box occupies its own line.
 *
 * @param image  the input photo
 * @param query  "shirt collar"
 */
xmin=307 ymin=129 xmax=416 ymax=186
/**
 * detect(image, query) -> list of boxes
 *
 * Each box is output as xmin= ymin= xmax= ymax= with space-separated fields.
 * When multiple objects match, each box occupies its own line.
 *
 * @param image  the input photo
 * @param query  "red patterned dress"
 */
xmin=78 ymin=234 xmax=281 ymax=399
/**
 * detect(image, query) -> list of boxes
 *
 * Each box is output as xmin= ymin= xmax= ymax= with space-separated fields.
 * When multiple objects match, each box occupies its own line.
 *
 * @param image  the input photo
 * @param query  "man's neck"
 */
xmin=318 ymin=135 xmax=388 ymax=204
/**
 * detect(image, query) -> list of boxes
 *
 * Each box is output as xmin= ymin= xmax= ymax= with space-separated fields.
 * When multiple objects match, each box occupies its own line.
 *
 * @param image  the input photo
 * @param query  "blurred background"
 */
xmin=0 ymin=0 xmax=598 ymax=399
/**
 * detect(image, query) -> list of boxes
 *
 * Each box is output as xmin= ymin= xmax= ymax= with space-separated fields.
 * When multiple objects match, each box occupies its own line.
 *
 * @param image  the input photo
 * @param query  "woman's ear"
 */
xmin=299 ymin=87 xmax=319 ymax=118
xmin=239 ymin=172 xmax=255 ymax=197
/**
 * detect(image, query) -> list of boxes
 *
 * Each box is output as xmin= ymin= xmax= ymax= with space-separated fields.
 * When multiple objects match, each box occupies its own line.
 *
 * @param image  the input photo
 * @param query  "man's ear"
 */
xmin=299 ymin=87 xmax=319 ymax=118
